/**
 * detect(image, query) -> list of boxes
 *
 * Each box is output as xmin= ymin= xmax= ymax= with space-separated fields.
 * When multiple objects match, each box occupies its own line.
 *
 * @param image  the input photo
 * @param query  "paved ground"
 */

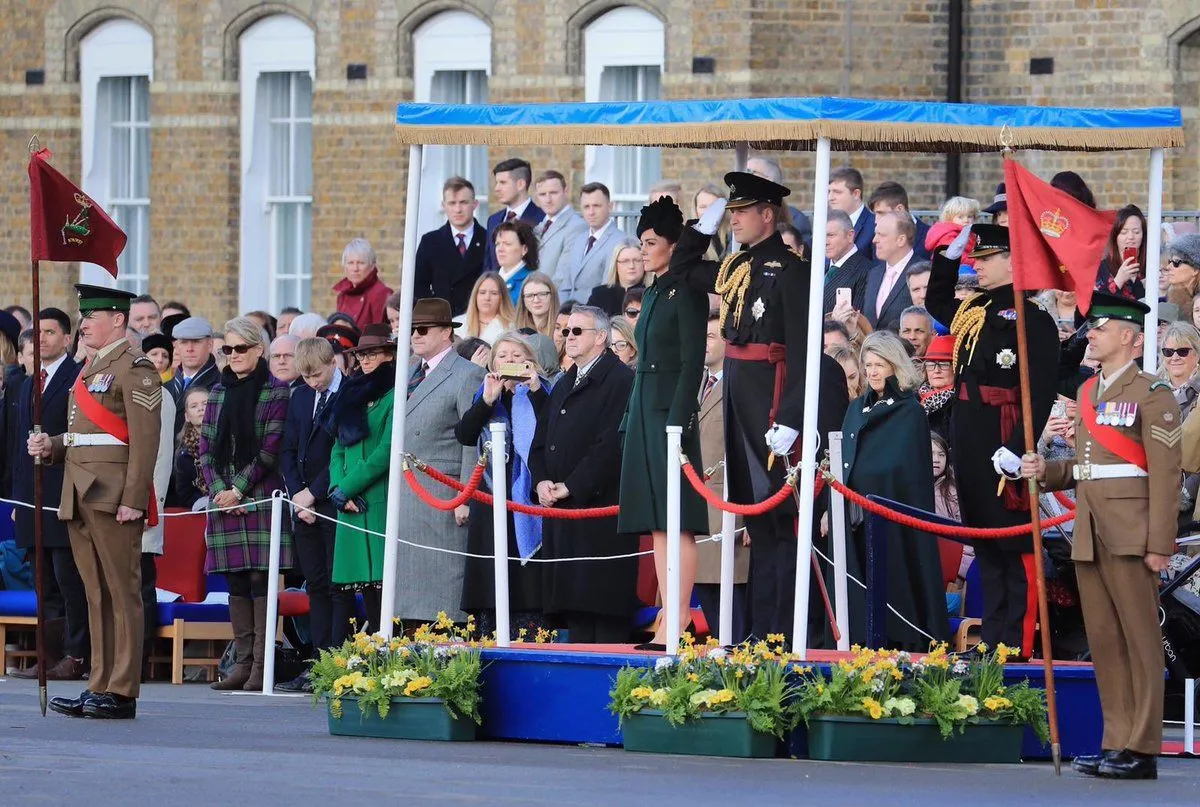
xmin=1 ymin=678 xmax=1198 ymax=806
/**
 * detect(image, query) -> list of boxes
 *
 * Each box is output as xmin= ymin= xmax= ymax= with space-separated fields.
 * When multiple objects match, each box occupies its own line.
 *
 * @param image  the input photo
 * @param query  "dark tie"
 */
xmin=40 ymin=368 xmax=48 ymax=391
xmin=585 ymin=235 xmax=596 ymax=254
xmin=408 ymin=362 xmax=427 ymax=398
xmin=700 ymin=372 xmax=717 ymax=403
xmin=505 ymin=210 xmax=516 ymax=222
xmin=456 ymin=233 xmax=467 ymax=257
xmin=540 ymin=218 xmax=554 ymax=237
xmin=314 ymin=389 xmax=329 ymax=422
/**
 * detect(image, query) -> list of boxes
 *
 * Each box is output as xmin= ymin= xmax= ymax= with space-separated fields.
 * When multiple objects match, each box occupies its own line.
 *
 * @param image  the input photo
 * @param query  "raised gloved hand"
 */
xmin=944 ymin=223 xmax=974 ymax=260
xmin=764 ymin=423 xmax=800 ymax=457
xmin=991 ymin=447 xmax=1023 ymax=480
xmin=693 ymin=197 xmax=728 ymax=236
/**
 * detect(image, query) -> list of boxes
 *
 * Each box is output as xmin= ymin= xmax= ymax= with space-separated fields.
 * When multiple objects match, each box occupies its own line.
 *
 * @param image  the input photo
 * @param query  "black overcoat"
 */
xmin=926 ymin=250 xmax=1060 ymax=551
xmin=528 ymin=351 xmax=638 ymax=618
xmin=14 ymin=358 xmax=81 ymax=549
xmin=839 ymin=377 xmax=949 ymax=649
xmin=618 ymin=268 xmax=709 ymax=535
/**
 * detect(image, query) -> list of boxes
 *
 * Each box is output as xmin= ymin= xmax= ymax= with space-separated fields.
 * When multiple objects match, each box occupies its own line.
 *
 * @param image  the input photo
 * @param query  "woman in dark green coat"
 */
xmin=618 ymin=196 xmax=710 ymax=650
xmin=838 ymin=330 xmax=949 ymax=650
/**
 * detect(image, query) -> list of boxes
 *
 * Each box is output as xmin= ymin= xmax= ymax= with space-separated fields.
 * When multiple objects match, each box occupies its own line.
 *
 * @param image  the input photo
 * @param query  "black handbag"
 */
xmin=1161 ymin=554 xmax=1200 ymax=681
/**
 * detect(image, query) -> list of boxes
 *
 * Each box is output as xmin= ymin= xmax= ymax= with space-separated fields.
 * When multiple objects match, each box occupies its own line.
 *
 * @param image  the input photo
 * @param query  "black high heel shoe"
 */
xmin=633 ymin=621 xmax=696 ymax=653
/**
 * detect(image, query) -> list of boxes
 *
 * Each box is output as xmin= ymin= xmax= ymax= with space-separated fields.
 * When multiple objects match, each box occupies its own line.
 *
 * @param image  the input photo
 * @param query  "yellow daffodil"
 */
xmin=861 ymin=697 xmax=884 ymax=720
xmin=333 ymin=657 xmax=347 ymax=669
xmin=710 ymin=689 xmax=736 ymax=706
xmin=983 ymin=696 xmax=1013 ymax=712
xmin=403 ymin=675 xmax=433 ymax=697
xmin=686 ymin=672 xmax=700 ymax=683
xmin=630 ymin=686 xmax=654 ymax=700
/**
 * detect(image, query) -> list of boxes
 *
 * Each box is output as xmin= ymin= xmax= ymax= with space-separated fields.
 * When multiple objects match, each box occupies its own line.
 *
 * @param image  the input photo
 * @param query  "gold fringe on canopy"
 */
xmin=393 ymin=119 xmax=1183 ymax=153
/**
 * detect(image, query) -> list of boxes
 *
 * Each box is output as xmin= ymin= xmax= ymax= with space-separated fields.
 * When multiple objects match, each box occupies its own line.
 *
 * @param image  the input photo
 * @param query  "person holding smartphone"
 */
xmin=1096 ymin=205 xmax=1147 ymax=300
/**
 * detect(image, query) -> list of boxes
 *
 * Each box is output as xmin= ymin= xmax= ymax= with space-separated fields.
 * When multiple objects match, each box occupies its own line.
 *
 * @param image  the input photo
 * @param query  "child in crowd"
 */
xmin=925 ymin=197 xmax=982 ymax=268
xmin=933 ymin=433 xmax=973 ymax=617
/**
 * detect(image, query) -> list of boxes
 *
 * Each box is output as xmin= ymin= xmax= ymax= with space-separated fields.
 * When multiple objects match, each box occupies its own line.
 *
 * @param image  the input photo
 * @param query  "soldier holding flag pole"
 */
xmin=25 ymin=145 xmax=159 ymax=720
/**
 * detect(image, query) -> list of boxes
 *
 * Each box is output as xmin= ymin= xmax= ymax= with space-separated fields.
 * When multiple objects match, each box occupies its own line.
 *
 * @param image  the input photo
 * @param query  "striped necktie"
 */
xmin=408 ymin=362 xmax=427 ymax=398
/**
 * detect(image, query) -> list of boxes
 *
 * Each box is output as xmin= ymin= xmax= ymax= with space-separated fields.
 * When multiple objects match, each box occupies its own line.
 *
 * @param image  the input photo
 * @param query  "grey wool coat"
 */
xmin=393 ymin=350 xmax=487 ymax=623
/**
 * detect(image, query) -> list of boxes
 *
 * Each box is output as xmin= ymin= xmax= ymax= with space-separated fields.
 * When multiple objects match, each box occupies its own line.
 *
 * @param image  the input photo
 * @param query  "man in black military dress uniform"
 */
xmin=925 ymin=224 xmax=1059 ymax=658
xmin=672 ymin=172 xmax=818 ymax=641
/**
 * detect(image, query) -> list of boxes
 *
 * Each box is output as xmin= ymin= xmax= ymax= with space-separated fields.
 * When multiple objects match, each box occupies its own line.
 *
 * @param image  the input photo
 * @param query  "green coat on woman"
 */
xmin=330 ymin=385 xmax=395 ymax=586
xmin=618 ymin=267 xmax=710 ymax=534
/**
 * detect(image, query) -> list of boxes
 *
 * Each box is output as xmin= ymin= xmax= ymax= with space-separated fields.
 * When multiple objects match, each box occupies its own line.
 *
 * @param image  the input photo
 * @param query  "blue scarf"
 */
xmin=472 ymin=382 xmax=543 ymax=562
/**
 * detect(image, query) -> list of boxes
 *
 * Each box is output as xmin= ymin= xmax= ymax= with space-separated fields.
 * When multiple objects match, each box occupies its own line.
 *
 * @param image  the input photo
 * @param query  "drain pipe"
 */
xmin=946 ymin=0 xmax=964 ymax=197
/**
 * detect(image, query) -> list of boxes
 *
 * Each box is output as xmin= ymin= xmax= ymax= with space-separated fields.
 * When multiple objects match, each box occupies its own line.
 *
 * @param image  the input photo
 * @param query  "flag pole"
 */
xmin=1005 ymin=154 xmax=1062 ymax=774
xmin=30 ymin=255 xmax=47 ymax=717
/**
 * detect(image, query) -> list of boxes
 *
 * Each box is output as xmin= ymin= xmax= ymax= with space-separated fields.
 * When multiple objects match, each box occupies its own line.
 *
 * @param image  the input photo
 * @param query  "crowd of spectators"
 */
xmin=6 ymin=154 xmax=1200 ymax=683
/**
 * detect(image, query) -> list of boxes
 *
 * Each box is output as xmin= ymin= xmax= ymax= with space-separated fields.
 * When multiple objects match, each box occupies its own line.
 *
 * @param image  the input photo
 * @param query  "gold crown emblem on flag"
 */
xmin=1039 ymin=208 xmax=1069 ymax=239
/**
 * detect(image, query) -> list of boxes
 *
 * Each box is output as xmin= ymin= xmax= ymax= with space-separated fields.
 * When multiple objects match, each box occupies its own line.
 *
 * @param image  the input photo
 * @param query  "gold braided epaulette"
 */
xmin=949 ymin=292 xmax=989 ymax=370
xmin=715 ymin=251 xmax=753 ymax=331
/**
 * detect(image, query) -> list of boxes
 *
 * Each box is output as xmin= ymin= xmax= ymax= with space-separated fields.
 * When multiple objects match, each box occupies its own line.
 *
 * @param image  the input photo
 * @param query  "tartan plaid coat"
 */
xmin=200 ymin=375 xmax=294 ymax=574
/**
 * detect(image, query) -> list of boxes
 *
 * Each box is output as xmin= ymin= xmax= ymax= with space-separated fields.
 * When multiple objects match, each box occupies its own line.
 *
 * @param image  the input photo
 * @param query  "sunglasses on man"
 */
xmin=561 ymin=327 xmax=598 ymax=337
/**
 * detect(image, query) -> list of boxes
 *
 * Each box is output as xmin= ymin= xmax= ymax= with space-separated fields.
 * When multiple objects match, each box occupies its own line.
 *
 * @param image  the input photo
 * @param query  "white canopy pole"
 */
xmin=379 ymin=143 xmax=424 ymax=640
xmin=261 ymin=491 xmax=284 ymax=693
xmin=1143 ymin=148 xmax=1165 ymax=375
xmin=791 ymin=136 xmax=832 ymax=658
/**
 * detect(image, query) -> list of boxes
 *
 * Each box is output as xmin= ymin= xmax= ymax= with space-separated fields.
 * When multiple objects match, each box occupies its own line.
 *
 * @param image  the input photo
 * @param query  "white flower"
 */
xmin=655 ymin=657 xmax=675 ymax=671
xmin=952 ymin=660 xmax=968 ymax=675
xmin=347 ymin=655 xmax=364 ymax=669
xmin=896 ymin=652 xmax=911 ymax=664
xmin=871 ymin=678 xmax=885 ymax=693
xmin=708 ymin=648 xmax=727 ymax=661
xmin=434 ymin=646 xmax=450 ymax=658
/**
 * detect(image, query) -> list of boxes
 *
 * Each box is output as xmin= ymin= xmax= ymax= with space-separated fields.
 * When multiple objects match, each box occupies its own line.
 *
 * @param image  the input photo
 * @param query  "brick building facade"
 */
xmin=2 ymin=0 xmax=1199 ymax=322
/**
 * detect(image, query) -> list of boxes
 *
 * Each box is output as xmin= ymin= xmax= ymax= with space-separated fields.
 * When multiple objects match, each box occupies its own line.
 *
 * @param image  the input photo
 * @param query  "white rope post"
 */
xmin=262 ymin=490 xmax=284 ymax=695
xmin=380 ymin=143 xmax=425 ymax=640
xmin=828 ymin=431 xmax=850 ymax=651
xmin=718 ymin=464 xmax=737 ymax=646
xmin=666 ymin=426 xmax=683 ymax=654
xmin=489 ymin=422 xmax=511 ymax=648
xmin=1186 ymin=678 xmax=1196 ymax=755
xmin=1143 ymin=147 xmax=1165 ymax=374
xmin=791 ymin=136 xmax=833 ymax=658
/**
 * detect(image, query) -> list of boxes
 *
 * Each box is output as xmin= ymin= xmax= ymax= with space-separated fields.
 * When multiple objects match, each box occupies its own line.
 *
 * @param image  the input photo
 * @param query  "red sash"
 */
xmin=1078 ymin=376 xmax=1148 ymax=471
xmin=71 ymin=373 xmax=159 ymax=527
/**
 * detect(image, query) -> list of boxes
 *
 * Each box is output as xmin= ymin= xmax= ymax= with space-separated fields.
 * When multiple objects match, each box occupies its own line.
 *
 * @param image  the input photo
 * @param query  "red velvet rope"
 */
xmin=826 ymin=476 xmax=1075 ymax=539
xmin=680 ymin=459 xmax=812 ymax=516
xmin=402 ymin=462 xmax=488 ymax=511
xmin=408 ymin=463 xmax=620 ymax=519
xmin=1052 ymin=490 xmax=1077 ymax=511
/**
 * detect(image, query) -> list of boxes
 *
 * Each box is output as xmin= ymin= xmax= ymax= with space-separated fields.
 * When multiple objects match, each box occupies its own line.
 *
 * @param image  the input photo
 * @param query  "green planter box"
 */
xmin=327 ymin=696 xmax=476 ymax=741
xmin=621 ymin=710 xmax=776 ymax=758
xmin=806 ymin=715 xmax=1025 ymax=763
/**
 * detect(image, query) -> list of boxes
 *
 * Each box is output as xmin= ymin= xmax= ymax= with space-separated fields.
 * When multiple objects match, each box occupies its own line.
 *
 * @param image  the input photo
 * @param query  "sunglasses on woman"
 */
xmin=1162 ymin=347 xmax=1193 ymax=358
xmin=220 ymin=343 xmax=256 ymax=356
xmin=1169 ymin=258 xmax=1193 ymax=269
xmin=561 ymin=327 xmax=597 ymax=337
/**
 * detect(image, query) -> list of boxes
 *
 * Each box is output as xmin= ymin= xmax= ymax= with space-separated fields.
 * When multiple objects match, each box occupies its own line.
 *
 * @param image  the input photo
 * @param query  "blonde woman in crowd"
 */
xmin=514 ymin=272 xmax=561 ymax=339
xmin=609 ymin=315 xmax=638 ymax=369
xmin=1159 ymin=321 xmax=1200 ymax=419
xmin=456 ymin=271 xmax=515 ymax=346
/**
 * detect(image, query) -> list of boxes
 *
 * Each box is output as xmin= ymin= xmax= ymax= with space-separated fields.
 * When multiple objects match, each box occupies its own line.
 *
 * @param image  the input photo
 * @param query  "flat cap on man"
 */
xmin=172 ymin=316 xmax=214 ymax=340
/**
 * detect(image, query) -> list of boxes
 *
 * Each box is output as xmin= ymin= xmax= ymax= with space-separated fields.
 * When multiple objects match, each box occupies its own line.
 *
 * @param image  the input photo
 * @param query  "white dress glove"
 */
xmin=944 ymin=223 xmax=973 ymax=260
xmin=765 ymin=424 xmax=800 ymax=457
xmin=991 ymin=447 xmax=1023 ymax=480
xmin=694 ymin=197 xmax=728 ymax=236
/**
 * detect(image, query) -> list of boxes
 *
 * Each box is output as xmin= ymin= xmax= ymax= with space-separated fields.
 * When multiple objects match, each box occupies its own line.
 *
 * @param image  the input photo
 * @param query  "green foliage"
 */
xmin=310 ymin=612 xmax=487 ymax=724
xmin=608 ymin=634 xmax=802 ymax=739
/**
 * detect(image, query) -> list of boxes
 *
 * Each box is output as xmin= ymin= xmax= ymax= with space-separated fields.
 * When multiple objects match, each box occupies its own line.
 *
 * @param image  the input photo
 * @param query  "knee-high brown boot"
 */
xmin=242 ymin=596 xmax=269 ymax=692
xmin=211 ymin=596 xmax=254 ymax=690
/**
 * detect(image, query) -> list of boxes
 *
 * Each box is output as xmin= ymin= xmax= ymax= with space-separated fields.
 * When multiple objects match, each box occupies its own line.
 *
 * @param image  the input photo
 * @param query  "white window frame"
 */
xmin=239 ymin=15 xmax=315 ymax=314
xmin=584 ymin=8 xmax=664 ymax=222
xmin=80 ymin=20 xmax=153 ymax=291
xmin=413 ymin=11 xmax=491 ymax=238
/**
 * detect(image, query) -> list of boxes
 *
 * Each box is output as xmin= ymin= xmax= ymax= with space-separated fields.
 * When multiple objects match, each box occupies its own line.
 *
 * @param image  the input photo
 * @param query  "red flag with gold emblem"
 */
xmin=29 ymin=147 xmax=127 ymax=276
xmin=1004 ymin=158 xmax=1115 ymax=315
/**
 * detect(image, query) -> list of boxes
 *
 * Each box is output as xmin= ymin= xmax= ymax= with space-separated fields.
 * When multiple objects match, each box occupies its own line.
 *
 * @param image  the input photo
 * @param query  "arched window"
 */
xmin=239 ymin=15 xmax=315 ymax=313
xmin=413 ymin=11 xmax=491 ymax=236
xmin=80 ymin=19 xmax=153 ymax=292
xmin=584 ymin=7 xmax=664 ymax=216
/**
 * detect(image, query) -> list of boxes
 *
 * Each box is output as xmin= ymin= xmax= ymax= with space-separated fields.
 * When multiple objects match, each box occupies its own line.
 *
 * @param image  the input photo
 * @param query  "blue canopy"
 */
xmin=394 ymin=96 xmax=1182 ymax=153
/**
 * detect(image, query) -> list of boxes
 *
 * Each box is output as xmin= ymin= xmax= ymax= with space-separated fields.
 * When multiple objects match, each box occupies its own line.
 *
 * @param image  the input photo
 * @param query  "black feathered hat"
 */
xmin=636 ymin=195 xmax=684 ymax=243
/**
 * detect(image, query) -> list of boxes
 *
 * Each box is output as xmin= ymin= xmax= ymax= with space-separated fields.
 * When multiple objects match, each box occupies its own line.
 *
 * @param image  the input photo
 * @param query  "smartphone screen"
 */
xmin=1123 ymin=246 xmax=1138 ymax=262
xmin=835 ymin=287 xmax=852 ymax=309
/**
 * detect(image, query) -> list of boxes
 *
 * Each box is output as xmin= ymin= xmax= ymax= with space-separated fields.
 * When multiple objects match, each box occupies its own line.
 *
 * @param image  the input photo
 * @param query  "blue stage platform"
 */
xmin=477 ymin=645 xmax=1100 ymax=760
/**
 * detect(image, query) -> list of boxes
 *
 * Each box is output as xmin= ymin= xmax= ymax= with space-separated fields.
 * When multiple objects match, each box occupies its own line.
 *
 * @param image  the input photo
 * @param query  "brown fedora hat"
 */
xmin=411 ymin=298 xmax=461 ymax=329
xmin=344 ymin=323 xmax=397 ymax=354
